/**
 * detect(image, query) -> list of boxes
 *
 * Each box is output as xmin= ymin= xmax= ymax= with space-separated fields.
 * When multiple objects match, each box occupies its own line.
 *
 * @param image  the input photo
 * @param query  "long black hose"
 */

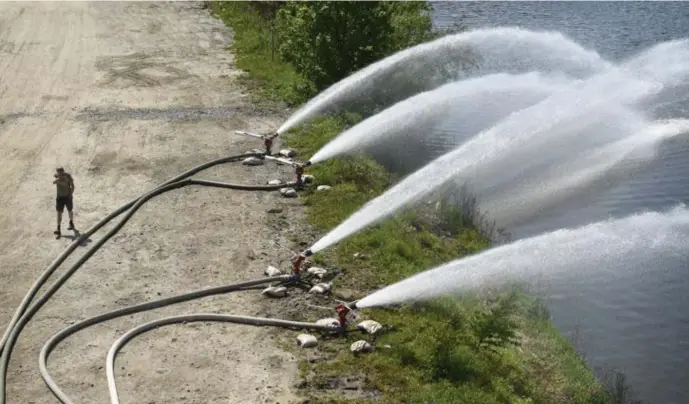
xmin=0 ymin=156 xmax=296 ymax=404
xmin=0 ymin=152 xmax=264 ymax=354
xmin=39 ymin=275 xmax=303 ymax=404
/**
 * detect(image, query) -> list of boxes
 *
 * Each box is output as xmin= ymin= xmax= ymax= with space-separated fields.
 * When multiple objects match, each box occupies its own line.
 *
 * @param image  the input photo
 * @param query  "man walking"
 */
xmin=53 ymin=167 xmax=75 ymax=238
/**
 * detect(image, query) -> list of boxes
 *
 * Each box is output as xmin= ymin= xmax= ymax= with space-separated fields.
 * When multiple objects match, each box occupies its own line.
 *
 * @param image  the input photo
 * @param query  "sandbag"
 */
xmin=350 ymin=340 xmax=373 ymax=354
xmin=261 ymin=286 xmax=287 ymax=298
xmin=317 ymin=185 xmax=331 ymax=191
xmin=279 ymin=149 xmax=295 ymax=158
xmin=296 ymin=334 xmax=317 ymax=348
xmin=302 ymin=174 xmax=315 ymax=184
xmin=308 ymin=282 xmax=332 ymax=295
xmin=242 ymin=157 xmax=264 ymax=166
xmin=316 ymin=318 xmax=340 ymax=328
xmin=356 ymin=320 xmax=383 ymax=335
xmin=279 ymin=188 xmax=297 ymax=198
xmin=267 ymin=179 xmax=282 ymax=185
xmin=306 ymin=266 xmax=327 ymax=279
xmin=264 ymin=266 xmax=283 ymax=277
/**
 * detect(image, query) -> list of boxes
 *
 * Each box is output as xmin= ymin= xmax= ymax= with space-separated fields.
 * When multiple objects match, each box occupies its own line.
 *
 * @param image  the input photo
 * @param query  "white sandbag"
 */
xmin=264 ymin=266 xmax=283 ymax=277
xmin=242 ymin=157 xmax=264 ymax=166
xmin=350 ymin=340 xmax=373 ymax=354
xmin=296 ymin=334 xmax=318 ymax=348
xmin=302 ymin=174 xmax=315 ymax=184
xmin=267 ymin=179 xmax=282 ymax=185
xmin=280 ymin=188 xmax=297 ymax=198
xmin=279 ymin=149 xmax=295 ymax=158
xmin=316 ymin=318 xmax=340 ymax=328
xmin=316 ymin=185 xmax=331 ymax=191
xmin=308 ymin=282 xmax=332 ymax=295
xmin=306 ymin=266 xmax=327 ymax=279
xmin=356 ymin=320 xmax=383 ymax=335
xmin=261 ymin=286 xmax=287 ymax=298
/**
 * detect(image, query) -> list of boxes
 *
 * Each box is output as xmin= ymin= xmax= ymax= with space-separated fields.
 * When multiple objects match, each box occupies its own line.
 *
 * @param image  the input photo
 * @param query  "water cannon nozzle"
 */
xmin=304 ymin=161 xmax=312 ymax=167
xmin=303 ymin=249 xmax=313 ymax=257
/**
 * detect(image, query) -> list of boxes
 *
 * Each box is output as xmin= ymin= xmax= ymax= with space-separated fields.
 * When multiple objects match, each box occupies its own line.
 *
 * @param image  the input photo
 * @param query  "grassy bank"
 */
xmin=211 ymin=2 xmax=616 ymax=403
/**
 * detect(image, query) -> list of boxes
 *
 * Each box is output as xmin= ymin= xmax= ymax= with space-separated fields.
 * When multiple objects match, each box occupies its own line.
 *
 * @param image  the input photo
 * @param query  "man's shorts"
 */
xmin=56 ymin=196 xmax=73 ymax=213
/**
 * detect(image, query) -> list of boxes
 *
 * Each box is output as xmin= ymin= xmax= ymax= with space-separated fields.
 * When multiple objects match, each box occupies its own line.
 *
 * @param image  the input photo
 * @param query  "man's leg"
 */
xmin=55 ymin=198 xmax=64 ymax=235
xmin=66 ymin=197 xmax=75 ymax=230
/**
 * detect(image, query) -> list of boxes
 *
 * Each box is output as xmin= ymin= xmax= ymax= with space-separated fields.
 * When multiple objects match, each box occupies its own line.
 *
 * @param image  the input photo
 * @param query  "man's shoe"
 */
xmin=68 ymin=221 xmax=75 ymax=230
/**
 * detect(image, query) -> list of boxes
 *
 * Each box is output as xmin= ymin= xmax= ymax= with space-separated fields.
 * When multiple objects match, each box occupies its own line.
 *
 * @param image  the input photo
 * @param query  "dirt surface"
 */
xmin=0 ymin=2 xmax=314 ymax=403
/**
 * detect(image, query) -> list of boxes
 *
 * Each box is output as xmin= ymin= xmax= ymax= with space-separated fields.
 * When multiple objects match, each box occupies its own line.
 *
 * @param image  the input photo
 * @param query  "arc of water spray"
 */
xmin=477 ymin=119 xmax=689 ymax=228
xmin=277 ymin=27 xmax=610 ymax=135
xmin=306 ymin=39 xmax=689 ymax=255
xmin=355 ymin=204 xmax=689 ymax=309
xmin=308 ymin=71 xmax=569 ymax=165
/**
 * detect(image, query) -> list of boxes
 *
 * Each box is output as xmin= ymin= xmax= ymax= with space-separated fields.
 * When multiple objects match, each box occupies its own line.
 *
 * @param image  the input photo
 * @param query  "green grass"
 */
xmin=210 ymin=2 xmax=312 ymax=106
xmin=211 ymin=2 xmax=615 ymax=403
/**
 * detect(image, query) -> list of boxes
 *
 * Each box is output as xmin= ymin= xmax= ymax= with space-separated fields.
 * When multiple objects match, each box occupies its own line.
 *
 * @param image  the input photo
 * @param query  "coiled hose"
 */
xmin=0 ymin=153 xmax=304 ymax=404
xmin=40 ymin=275 xmax=337 ymax=404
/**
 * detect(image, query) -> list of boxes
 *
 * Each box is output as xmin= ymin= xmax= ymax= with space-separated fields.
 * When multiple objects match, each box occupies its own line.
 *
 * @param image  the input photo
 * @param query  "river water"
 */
xmin=422 ymin=2 xmax=689 ymax=404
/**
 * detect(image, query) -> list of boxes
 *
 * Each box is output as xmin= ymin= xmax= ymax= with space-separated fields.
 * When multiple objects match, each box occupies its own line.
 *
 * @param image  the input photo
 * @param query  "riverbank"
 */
xmin=211 ymin=2 xmax=614 ymax=403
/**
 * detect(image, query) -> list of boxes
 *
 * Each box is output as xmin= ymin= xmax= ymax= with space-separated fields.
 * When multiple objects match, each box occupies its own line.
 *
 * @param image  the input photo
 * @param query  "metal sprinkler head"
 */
xmin=335 ymin=303 xmax=358 ymax=328
xmin=303 ymin=249 xmax=313 ymax=257
xmin=304 ymin=161 xmax=312 ymax=167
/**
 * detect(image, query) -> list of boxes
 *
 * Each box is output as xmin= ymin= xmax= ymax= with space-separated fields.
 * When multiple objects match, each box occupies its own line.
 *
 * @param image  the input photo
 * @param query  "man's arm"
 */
xmin=69 ymin=175 xmax=75 ymax=195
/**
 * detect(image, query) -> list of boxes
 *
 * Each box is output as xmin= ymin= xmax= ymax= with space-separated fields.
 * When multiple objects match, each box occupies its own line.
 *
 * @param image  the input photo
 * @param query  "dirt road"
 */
xmin=0 ymin=2 xmax=306 ymax=403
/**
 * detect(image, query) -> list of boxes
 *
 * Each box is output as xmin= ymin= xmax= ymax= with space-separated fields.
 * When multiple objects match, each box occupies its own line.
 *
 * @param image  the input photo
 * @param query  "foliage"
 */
xmin=210 ymin=1 xmax=312 ymax=105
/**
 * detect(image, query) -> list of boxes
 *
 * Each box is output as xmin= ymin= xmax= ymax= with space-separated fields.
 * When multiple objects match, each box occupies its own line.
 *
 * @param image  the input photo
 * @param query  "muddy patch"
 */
xmin=95 ymin=52 xmax=195 ymax=88
xmin=0 ymin=112 xmax=29 ymax=125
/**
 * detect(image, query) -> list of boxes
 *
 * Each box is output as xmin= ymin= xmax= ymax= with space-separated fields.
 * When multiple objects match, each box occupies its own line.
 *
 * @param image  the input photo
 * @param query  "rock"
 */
xmin=315 ymin=318 xmax=340 ymax=328
xmin=264 ymin=266 xmax=284 ymax=277
xmin=266 ymin=207 xmax=283 ymax=214
xmin=302 ymin=174 xmax=315 ymax=184
xmin=308 ymin=282 xmax=332 ymax=295
xmin=279 ymin=188 xmax=298 ymax=198
xmin=357 ymin=320 xmax=383 ymax=335
xmin=306 ymin=266 xmax=327 ymax=279
xmin=242 ymin=157 xmax=264 ymax=166
xmin=350 ymin=340 xmax=373 ymax=354
xmin=279 ymin=149 xmax=295 ymax=158
xmin=296 ymin=334 xmax=317 ymax=348
xmin=261 ymin=286 xmax=287 ymax=298
xmin=333 ymin=288 xmax=360 ymax=302
xmin=267 ymin=179 xmax=283 ymax=185
xmin=316 ymin=185 xmax=331 ymax=191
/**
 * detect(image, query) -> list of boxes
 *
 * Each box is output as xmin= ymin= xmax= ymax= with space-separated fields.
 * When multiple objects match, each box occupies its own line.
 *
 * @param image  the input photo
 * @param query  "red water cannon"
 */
xmin=335 ymin=303 xmax=358 ymax=329
xmin=290 ymin=249 xmax=313 ymax=276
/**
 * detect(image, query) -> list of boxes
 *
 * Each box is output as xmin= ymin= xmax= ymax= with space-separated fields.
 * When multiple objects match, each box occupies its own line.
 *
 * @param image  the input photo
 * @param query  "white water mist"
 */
xmin=308 ymin=40 xmax=689 ymax=254
xmin=309 ymin=72 xmax=568 ymax=164
xmin=356 ymin=205 xmax=689 ymax=308
xmin=277 ymin=27 xmax=609 ymax=135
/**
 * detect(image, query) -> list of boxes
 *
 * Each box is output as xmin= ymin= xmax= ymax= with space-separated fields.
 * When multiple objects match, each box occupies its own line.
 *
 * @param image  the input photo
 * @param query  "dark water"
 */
xmin=424 ymin=2 xmax=689 ymax=404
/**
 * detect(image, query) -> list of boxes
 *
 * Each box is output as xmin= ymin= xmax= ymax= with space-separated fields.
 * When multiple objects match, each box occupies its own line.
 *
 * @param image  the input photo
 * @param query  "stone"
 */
xmin=267 ymin=179 xmax=283 ymax=185
xmin=264 ymin=266 xmax=283 ymax=277
xmin=296 ymin=334 xmax=317 ymax=348
xmin=333 ymin=288 xmax=360 ymax=302
xmin=242 ymin=157 xmax=264 ymax=166
xmin=350 ymin=340 xmax=373 ymax=354
xmin=316 ymin=185 xmax=331 ymax=191
xmin=279 ymin=188 xmax=297 ymax=198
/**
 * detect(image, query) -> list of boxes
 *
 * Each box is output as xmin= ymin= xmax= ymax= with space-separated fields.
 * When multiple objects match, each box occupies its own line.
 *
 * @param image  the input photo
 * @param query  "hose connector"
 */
xmin=335 ymin=303 xmax=358 ymax=329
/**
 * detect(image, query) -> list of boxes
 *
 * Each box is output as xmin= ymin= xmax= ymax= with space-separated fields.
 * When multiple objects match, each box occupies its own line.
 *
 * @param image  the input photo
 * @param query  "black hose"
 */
xmin=0 ymin=175 xmax=293 ymax=404
xmin=39 ymin=275 xmax=298 ymax=404
xmin=106 ymin=314 xmax=336 ymax=404
xmin=0 ymin=153 xmax=263 ymax=354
